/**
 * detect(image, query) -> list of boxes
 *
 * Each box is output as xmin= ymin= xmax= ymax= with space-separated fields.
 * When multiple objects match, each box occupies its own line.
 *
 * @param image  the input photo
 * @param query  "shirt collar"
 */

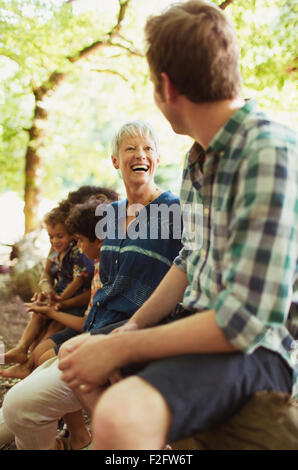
xmin=187 ymin=98 xmax=258 ymax=167
xmin=51 ymin=239 xmax=76 ymax=263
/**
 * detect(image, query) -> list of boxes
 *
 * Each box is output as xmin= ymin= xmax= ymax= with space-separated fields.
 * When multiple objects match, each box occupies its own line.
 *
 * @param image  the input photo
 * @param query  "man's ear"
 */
xmin=160 ymin=72 xmax=178 ymax=104
xmin=111 ymin=155 xmax=119 ymax=169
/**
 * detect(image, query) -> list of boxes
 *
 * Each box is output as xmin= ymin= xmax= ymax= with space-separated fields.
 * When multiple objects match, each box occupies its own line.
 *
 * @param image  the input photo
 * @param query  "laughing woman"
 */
xmin=82 ymin=120 xmax=183 ymax=333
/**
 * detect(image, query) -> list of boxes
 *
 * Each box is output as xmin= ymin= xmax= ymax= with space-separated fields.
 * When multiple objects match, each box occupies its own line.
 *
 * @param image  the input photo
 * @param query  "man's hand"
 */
xmin=58 ymin=333 xmax=124 ymax=391
xmin=110 ymin=320 xmax=139 ymax=335
xmin=58 ymin=333 xmax=91 ymax=360
xmin=107 ymin=320 xmax=140 ymax=384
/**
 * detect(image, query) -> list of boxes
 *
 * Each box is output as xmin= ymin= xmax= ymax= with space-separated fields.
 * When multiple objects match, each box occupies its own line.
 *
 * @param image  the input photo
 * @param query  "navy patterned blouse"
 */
xmin=83 ymin=191 xmax=182 ymax=332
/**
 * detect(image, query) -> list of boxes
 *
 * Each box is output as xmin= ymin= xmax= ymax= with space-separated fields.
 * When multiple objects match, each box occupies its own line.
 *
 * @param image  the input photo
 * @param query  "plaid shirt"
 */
xmin=174 ymin=99 xmax=298 ymax=398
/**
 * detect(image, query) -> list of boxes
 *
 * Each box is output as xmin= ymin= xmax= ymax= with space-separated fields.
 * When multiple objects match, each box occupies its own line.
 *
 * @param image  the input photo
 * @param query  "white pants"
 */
xmin=0 ymin=407 xmax=14 ymax=449
xmin=1 ymin=357 xmax=82 ymax=450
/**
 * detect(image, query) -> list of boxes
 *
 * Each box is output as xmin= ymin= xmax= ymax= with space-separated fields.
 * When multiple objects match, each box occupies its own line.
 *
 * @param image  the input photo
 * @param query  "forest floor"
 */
xmin=0 ymin=268 xmax=91 ymax=451
xmin=0 ymin=272 xmax=27 ymax=450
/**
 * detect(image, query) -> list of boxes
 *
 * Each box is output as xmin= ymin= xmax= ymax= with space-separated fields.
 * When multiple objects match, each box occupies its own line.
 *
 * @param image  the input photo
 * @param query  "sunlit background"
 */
xmin=0 ymin=0 xmax=297 ymax=251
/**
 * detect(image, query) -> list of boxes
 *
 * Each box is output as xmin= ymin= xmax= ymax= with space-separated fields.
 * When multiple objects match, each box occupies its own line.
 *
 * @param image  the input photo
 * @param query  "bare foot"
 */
xmin=1 ymin=345 xmax=28 ymax=365
xmin=0 ymin=361 xmax=33 ymax=379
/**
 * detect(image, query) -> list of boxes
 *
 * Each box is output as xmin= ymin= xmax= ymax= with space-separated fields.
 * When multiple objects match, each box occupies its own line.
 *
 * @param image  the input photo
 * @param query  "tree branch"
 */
xmin=90 ymin=68 xmax=129 ymax=82
xmin=109 ymin=41 xmax=144 ymax=57
xmin=32 ymin=0 xmax=133 ymax=100
xmin=286 ymin=58 xmax=298 ymax=75
xmin=67 ymin=0 xmax=133 ymax=61
xmin=219 ymin=0 xmax=235 ymax=9
xmin=111 ymin=0 xmax=131 ymax=36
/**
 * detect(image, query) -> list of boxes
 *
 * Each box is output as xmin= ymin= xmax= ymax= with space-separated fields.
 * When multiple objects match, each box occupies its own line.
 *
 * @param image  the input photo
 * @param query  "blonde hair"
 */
xmin=111 ymin=120 xmax=160 ymax=156
xmin=145 ymin=0 xmax=242 ymax=102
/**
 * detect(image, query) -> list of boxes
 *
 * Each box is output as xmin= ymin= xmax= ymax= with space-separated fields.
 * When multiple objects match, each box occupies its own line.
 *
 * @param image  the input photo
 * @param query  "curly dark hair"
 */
xmin=44 ymin=206 xmax=70 ymax=231
xmin=65 ymin=198 xmax=113 ymax=242
xmin=58 ymin=185 xmax=119 ymax=217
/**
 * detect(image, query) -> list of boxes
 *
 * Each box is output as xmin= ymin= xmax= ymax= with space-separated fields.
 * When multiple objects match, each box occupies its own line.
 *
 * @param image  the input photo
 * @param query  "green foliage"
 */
xmin=0 ymin=0 xmax=297 ymax=205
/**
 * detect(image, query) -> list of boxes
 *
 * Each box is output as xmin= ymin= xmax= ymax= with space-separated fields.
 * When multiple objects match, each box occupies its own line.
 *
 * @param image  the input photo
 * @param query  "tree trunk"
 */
xmin=24 ymin=147 xmax=41 ymax=234
xmin=24 ymin=103 xmax=45 ymax=233
xmin=23 ymin=0 xmax=132 ymax=233
xmin=172 ymin=391 xmax=298 ymax=450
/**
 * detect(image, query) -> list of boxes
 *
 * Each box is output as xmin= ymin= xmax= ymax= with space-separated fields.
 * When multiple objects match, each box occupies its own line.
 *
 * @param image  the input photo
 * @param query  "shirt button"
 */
xmin=201 ymin=249 xmax=207 ymax=257
xmin=115 ymin=260 xmax=118 ymax=264
xmin=203 ymin=207 xmax=209 ymax=215
xmin=191 ymin=290 xmax=197 ymax=297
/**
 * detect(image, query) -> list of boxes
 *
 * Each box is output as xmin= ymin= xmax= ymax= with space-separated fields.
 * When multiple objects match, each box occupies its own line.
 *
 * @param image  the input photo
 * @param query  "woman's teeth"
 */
xmin=132 ymin=165 xmax=148 ymax=172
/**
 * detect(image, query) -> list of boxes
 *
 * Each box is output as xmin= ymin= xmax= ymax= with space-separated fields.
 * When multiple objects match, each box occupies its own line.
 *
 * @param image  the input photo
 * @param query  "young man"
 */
xmin=57 ymin=0 xmax=298 ymax=450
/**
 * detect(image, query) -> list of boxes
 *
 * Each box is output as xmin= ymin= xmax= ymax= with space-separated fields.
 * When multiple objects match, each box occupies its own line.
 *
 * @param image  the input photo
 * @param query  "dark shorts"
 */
xmin=51 ymin=327 xmax=80 ymax=354
xmin=133 ymin=348 xmax=293 ymax=443
xmin=91 ymin=320 xmax=293 ymax=443
xmin=49 ymin=306 xmax=85 ymax=354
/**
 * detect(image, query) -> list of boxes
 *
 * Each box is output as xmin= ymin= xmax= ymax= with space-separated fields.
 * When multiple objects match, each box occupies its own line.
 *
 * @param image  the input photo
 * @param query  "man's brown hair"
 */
xmin=145 ymin=0 xmax=242 ymax=102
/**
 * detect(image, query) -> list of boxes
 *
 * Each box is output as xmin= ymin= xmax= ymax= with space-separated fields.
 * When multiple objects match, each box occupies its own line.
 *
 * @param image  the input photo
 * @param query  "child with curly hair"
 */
xmin=0 ymin=205 xmax=94 ymax=379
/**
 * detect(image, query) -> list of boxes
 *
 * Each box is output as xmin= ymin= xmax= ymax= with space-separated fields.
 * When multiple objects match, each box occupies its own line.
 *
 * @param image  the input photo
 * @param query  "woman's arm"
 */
xmin=128 ymin=264 xmax=189 ymax=329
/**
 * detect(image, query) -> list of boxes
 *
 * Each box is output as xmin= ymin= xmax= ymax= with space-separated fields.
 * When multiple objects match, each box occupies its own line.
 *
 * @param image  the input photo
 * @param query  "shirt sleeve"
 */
xmin=173 ymin=158 xmax=196 ymax=273
xmin=173 ymin=246 xmax=190 ymax=273
xmin=214 ymin=144 xmax=298 ymax=352
xmin=71 ymin=246 xmax=94 ymax=285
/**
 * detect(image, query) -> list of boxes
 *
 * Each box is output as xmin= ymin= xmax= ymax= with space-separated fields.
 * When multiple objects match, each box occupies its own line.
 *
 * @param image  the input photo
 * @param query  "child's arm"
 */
xmin=32 ymin=257 xmax=59 ymax=304
xmin=25 ymin=304 xmax=86 ymax=332
xmin=59 ymin=276 xmax=84 ymax=301
xmin=56 ymin=289 xmax=91 ymax=310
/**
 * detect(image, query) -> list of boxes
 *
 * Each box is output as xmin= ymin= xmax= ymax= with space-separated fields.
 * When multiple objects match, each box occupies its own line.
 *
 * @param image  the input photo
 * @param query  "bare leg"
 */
xmin=92 ymin=377 xmax=172 ymax=450
xmin=0 ymin=323 xmax=63 ymax=379
xmin=75 ymin=385 xmax=106 ymax=417
xmin=36 ymin=346 xmax=57 ymax=366
xmin=62 ymin=411 xmax=91 ymax=450
xmin=33 ymin=339 xmax=57 ymax=367
xmin=55 ymin=387 xmax=104 ymax=450
xmin=1 ymin=314 xmax=49 ymax=364
xmin=0 ymin=355 xmax=35 ymax=379
xmin=31 ymin=318 xmax=64 ymax=366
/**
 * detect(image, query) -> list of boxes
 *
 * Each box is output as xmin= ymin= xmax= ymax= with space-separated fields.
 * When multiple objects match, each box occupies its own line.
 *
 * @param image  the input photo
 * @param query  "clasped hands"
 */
xmin=25 ymin=289 xmax=63 ymax=318
xmin=58 ymin=321 xmax=139 ymax=392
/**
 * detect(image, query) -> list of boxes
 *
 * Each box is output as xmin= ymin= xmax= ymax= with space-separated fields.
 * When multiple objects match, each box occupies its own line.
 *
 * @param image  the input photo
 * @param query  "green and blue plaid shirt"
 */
xmin=174 ymin=99 xmax=298 ymax=398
